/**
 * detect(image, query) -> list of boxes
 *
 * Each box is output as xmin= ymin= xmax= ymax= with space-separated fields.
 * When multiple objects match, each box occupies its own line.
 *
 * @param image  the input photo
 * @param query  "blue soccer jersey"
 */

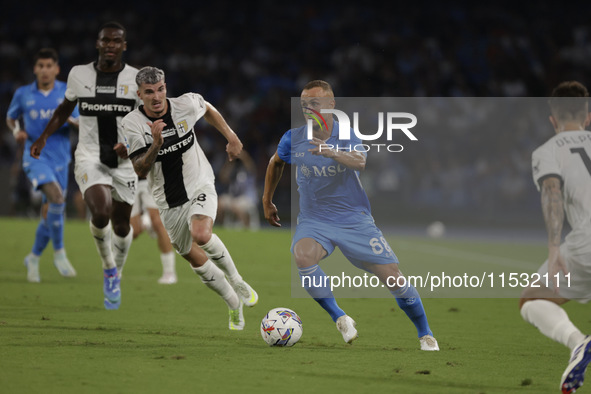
xmin=277 ymin=121 xmax=372 ymax=226
xmin=7 ymin=80 xmax=78 ymax=166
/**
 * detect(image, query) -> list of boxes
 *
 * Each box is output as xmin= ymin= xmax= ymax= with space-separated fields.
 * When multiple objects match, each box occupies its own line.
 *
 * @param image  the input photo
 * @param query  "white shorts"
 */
xmin=159 ymin=183 xmax=217 ymax=255
xmin=74 ymin=158 xmax=137 ymax=206
xmin=537 ymin=242 xmax=591 ymax=303
xmin=131 ymin=179 xmax=158 ymax=217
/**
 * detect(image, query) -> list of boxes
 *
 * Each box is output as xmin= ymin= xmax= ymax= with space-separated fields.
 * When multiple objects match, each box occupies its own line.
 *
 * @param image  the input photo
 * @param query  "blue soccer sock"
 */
xmin=391 ymin=281 xmax=432 ymax=338
xmin=47 ymin=203 xmax=65 ymax=251
xmin=299 ymin=264 xmax=345 ymax=322
xmin=32 ymin=218 xmax=50 ymax=256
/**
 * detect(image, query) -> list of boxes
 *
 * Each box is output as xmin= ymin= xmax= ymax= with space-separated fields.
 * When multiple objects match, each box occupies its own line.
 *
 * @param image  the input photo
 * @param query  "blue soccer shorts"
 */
xmin=22 ymin=158 xmax=69 ymax=203
xmin=292 ymin=217 xmax=399 ymax=269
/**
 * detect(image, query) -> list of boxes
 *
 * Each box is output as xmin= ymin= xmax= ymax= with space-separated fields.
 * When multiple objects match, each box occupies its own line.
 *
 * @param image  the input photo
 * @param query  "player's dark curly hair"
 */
xmin=33 ymin=48 xmax=58 ymax=64
xmin=99 ymin=21 xmax=127 ymax=40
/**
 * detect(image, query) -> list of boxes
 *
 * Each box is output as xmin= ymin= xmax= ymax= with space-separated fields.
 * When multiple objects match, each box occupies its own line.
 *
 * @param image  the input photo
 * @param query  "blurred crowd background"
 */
xmin=2 ymin=1 xmax=591 ymax=229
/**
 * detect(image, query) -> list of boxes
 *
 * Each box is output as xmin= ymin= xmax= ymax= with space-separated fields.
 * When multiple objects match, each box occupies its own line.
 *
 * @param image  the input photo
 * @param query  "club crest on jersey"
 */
xmin=300 ymin=164 xmax=312 ymax=178
xmin=177 ymin=120 xmax=189 ymax=136
xmin=118 ymin=85 xmax=129 ymax=95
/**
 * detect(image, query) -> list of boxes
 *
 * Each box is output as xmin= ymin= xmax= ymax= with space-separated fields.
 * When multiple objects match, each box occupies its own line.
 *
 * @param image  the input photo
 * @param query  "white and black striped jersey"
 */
xmin=532 ymin=130 xmax=591 ymax=250
xmin=65 ymin=62 xmax=140 ymax=168
xmin=123 ymin=93 xmax=215 ymax=209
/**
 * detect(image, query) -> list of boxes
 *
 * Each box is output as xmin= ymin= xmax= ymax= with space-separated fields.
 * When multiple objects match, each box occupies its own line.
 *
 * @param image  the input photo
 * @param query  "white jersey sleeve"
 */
xmin=64 ymin=65 xmax=82 ymax=102
xmin=532 ymin=130 xmax=591 ymax=249
xmin=532 ymin=141 xmax=562 ymax=192
xmin=122 ymin=109 xmax=150 ymax=159
xmin=187 ymin=93 xmax=207 ymax=120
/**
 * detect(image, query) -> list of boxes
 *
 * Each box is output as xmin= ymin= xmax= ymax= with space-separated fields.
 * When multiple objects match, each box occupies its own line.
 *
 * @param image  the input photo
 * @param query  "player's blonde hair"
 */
xmin=303 ymin=80 xmax=334 ymax=95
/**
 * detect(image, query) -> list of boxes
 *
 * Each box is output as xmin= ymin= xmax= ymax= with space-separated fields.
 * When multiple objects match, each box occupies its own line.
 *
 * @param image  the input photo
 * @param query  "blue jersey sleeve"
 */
xmin=277 ymin=129 xmax=292 ymax=164
xmin=6 ymin=87 xmax=23 ymax=120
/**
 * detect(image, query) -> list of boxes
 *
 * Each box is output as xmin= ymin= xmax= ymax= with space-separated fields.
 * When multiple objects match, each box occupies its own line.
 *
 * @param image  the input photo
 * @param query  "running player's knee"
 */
xmin=43 ymin=183 xmax=65 ymax=204
xmin=46 ymin=193 xmax=65 ymax=205
xmin=91 ymin=213 xmax=110 ymax=229
xmin=191 ymin=224 xmax=212 ymax=246
xmin=519 ymin=286 xmax=544 ymax=309
xmin=294 ymin=250 xmax=319 ymax=268
xmin=111 ymin=221 xmax=131 ymax=237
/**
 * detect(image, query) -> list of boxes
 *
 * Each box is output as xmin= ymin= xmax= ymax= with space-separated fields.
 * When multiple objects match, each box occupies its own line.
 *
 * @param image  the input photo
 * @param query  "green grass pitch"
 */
xmin=0 ymin=218 xmax=589 ymax=393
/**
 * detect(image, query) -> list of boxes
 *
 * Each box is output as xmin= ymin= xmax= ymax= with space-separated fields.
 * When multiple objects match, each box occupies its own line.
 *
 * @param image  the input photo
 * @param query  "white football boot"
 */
xmin=157 ymin=272 xmax=178 ymax=285
xmin=336 ymin=315 xmax=358 ymax=344
xmin=419 ymin=335 xmax=440 ymax=351
xmin=24 ymin=254 xmax=40 ymax=283
xmin=53 ymin=249 xmax=76 ymax=277
xmin=232 ymin=280 xmax=258 ymax=307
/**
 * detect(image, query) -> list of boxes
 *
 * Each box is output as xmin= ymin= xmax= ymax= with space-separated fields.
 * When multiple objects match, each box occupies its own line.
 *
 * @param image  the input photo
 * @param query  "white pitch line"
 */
xmin=392 ymin=239 xmax=540 ymax=271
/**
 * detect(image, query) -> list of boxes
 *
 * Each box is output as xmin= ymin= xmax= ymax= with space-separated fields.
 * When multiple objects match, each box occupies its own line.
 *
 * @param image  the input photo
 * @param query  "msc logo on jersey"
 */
xmin=300 ymin=164 xmax=347 ymax=178
xmin=118 ymin=85 xmax=129 ymax=95
xmin=29 ymin=109 xmax=54 ymax=120
xmin=177 ymin=120 xmax=189 ymax=136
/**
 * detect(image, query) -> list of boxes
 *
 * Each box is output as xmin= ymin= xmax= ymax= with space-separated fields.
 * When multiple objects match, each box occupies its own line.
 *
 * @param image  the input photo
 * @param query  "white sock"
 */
xmin=200 ymin=234 xmax=242 ymax=285
xmin=161 ymin=251 xmax=176 ymax=274
xmin=112 ymin=226 xmax=134 ymax=273
xmin=521 ymin=299 xmax=586 ymax=350
xmin=28 ymin=253 xmax=40 ymax=262
xmin=193 ymin=260 xmax=239 ymax=309
xmin=89 ymin=221 xmax=116 ymax=269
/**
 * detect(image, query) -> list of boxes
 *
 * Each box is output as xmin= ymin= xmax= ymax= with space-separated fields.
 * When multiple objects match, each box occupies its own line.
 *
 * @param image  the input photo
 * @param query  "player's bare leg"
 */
xmin=365 ymin=262 xmax=438 ymax=351
xmin=192 ymin=214 xmax=258 ymax=307
xmin=148 ymin=208 xmax=177 ymax=284
xmin=294 ymin=238 xmax=356 ymax=343
xmin=520 ymin=286 xmax=589 ymax=393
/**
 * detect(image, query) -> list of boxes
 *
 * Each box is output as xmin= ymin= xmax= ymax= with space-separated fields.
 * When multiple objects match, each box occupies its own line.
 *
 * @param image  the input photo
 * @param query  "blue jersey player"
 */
xmin=6 ymin=48 xmax=79 ymax=282
xmin=262 ymin=80 xmax=438 ymax=350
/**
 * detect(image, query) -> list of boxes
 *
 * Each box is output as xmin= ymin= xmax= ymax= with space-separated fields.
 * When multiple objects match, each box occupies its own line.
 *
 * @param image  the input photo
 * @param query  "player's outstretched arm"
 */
xmin=308 ymin=137 xmax=366 ymax=171
xmin=262 ymin=152 xmax=286 ymax=227
xmin=540 ymin=176 xmax=568 ymax=290
xmin=203 ymin=102 xmax=242 ymax=161
xmin=30 ymin=99 xmax=77 ymax=159
xmin=130 ymin=120 xmax=165 ymax=178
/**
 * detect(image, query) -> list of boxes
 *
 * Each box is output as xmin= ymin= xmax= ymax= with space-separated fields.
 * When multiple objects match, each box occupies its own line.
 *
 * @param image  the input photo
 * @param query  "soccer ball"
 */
xmin=426 ymin=221 xmax=446 ymax=238
xmin=260 ymin=307 xmax=303 ymax=347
